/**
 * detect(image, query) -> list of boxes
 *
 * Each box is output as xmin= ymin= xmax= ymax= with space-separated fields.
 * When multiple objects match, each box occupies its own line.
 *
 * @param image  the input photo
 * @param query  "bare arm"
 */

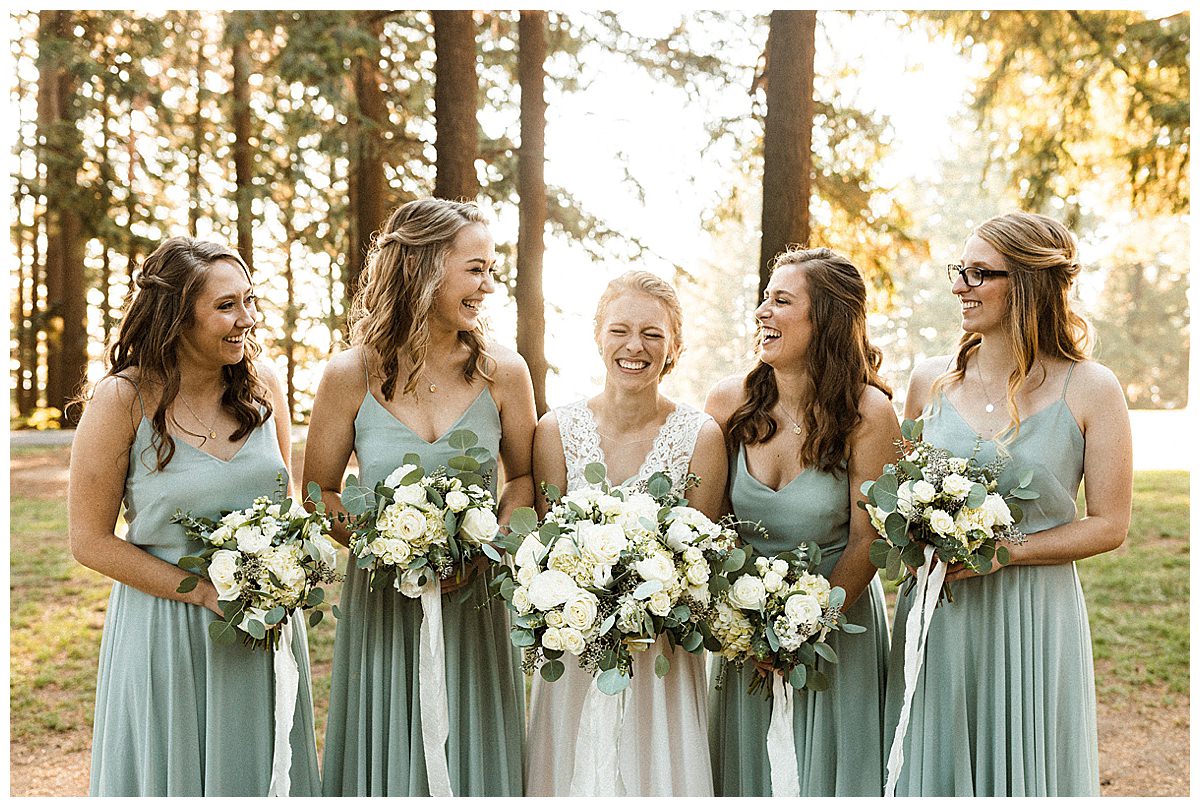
xmin=685 ymin=418 xmax=728 ymax=522
xmin=827 ymin=387 xmax=901 ymax=607
xmin=300 ymin=351 xmax=361 ymax=547
xmin=68 ymin=376 xmax=221 ymax=615
xmin=945 ymin=362 xmax=1133 ymax=580
xmin=532 ymin=412 xmax=568 ymax=518
xmin=491 ymin=347 xmax=537 ymax=525
xmin=703 ymin=375 xmax=744 ymax=522
xmin=259 ymin=360 xmax=294 ymax=496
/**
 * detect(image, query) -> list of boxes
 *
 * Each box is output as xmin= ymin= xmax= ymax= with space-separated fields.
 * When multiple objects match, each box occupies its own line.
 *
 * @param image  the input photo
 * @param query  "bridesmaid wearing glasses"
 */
xmin=883 ymin=211 xmax=1132 ymax=796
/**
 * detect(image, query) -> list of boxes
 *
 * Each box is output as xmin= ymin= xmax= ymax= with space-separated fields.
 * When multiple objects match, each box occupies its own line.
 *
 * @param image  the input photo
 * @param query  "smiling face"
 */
xmin=755 ymin=261 xmax=812 ymax=368
xmin=430 ymin=222 xmax=497 ymax=334
xmin=178 ymin=258 xmax=257 ymax=369
xmin=954 ymin=234 xmax=1012 ymax=336
xmin=597 ymin=291 xmax=674 ymax=390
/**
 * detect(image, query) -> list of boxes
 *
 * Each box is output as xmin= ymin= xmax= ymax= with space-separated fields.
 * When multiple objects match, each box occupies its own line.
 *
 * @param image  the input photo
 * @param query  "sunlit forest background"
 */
xmin=8 ymin=9 xmax=1190 ymax=428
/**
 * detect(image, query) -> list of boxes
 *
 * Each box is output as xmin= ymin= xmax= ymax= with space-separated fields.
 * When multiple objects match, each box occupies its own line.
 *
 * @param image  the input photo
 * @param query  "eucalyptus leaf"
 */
xmin=540 ymin=659 xmax=565 ymax=682
xmin=723 ymin=547 xmax=747 ymax=574
xmin=306 ymin=480 xmax=323 ymax=505
xmin=584 ymin=462 xmax=607 ymax=486
xmin=209 ymin=619 xmax=238 ymax=645
xmin=509 ymin=507 xmax=539 ymax=536
xmin=466 ymin=446 xmax=492 ymax=461
xmin=647 ymin=473 xmax=671 ymax=499
xmin=806 ymin=668 xmax=830 ymax=692
xmin=543 ymin=483 xmax=562 ymax=503
xmin=341 ymin=482 xmax=374 ymax=516
xmin=1019 ymin=468 xmax=1035 ymax=488
xmin=765 ymin=622 xmax=781 ymax=652
xmin=596 ymin=668 xmax=631 ymax=696
xmin=885 ymin=545 xmax=903 ymax=581
xmin=884 ymin=512 xmax=910 ymax=546
xmin=827 ymin=586 xmax=846 ymax=611
xmin=814 ymin=642 xmax=838 ymax=664
xmin=176 ymin=575 xmax=199 ymax=594
xmin=654 ymin=654 xmax=671 ymax=678
xmin=869 ymin=539 xmax=892 ymax=570
xmin=178 ymin=555 xmax=206 ymax=571
xmin=245 ymin=619 xmax=267 ymax=640
xmin=308 ymin=609 xmax=324 ymax=628
xmin=842 ymin=622 xmax=867 ymax=634
xmin=482 ymin=543 xmax=502 ymax=562
xmin=511 ymin=629 xmax=536 ymax=648
xmin=447 ymin=429 xmax=479 ymax=451
xmin=449 ymin=455 xmax=480 ymax=473
xmin=265 ymin=606 xmax=287 ymax=626
xmin=682 ymin=631 xmax=703 ymax=652
xmin=789 ymin=664 xmax=807 ymax=689
xmin=996 ymin=545 xmax=1011 ymax=565
xmin=598 ymin=612 xmax=617 ymax=635
xmin=633 ymin=579 xmax=663 ymax=600
xmin=1011 ymin=487 xmax=1040 ymax=500
xmin=332 ymin=604 xmax=342 ymax=619
xmin=965 ymin=483 xmax=987 ymax=508
xmin=897 ymin=460 xmax=922 ymax=479
xmin=873 ymin=474 xmax=899 ymax=511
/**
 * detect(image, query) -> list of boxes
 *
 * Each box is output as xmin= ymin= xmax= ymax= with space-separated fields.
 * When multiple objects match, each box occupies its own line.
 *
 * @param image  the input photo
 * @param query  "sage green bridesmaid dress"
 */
xmin=89 ymin=405 xmax=321 ymax=796
xmin=320 ymin=384 xmax=524 ymax=796
xmin=883 ymin=365 xmax=1100 ymax=796
xmin=708 ymin=446 xmax=890 ymax=796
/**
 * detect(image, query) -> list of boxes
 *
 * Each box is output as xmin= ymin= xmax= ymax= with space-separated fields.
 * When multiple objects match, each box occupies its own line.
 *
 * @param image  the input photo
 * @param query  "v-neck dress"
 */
xmin=89 ymin=411 xmax=321 ymax=796
xmin=882 ymin=370 xmax=1100 ymax=796
xmin=708 ymin=446 xmax=890 ymax=796
xmin=523 ymin=399 xmax=715 ymax=796
xmin=320 ymin=385 xmax=525 ymax=796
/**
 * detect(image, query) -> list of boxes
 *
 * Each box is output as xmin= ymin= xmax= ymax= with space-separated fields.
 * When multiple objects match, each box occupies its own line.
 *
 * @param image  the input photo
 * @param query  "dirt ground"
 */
xmin=8 ymin=444 xmax=1189 ymax=796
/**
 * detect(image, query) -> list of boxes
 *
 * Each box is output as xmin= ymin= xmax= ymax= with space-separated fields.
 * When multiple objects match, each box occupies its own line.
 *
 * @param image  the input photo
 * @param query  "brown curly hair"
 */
xmin=728 ymin=247 xmax=891 ymax=474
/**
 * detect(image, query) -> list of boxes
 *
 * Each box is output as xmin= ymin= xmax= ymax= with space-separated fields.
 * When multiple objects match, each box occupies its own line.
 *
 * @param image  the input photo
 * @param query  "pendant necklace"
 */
xmin=975 ymin=360 xmax=1003 ymax=414
xmin=778 ymin=399 xmax=804 ymax=435
xmin=179 ymin=395 xmax=218 ymax=441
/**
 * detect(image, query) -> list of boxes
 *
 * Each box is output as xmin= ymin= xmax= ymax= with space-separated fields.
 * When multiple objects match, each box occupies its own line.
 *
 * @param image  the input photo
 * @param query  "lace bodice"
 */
xmin=555 ymin=399 xmax=710 ymax=495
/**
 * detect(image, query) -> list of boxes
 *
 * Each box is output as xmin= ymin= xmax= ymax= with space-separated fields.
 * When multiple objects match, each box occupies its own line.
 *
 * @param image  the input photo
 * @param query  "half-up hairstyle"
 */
xmin=103 ymin=236 xmax=271 ymax=471
xmin=930 ymin=211 xmax=1090 ymax=439
xmin=728 ymin=247 xmax=892 ymax=474
xmin=593 ymin=270 xmax=685 ymax=377
xmin=349 ymin=198 xmax=494 ymax=400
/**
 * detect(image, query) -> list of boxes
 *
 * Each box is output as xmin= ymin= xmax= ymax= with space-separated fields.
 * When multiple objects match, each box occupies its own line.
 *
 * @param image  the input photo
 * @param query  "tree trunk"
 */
xmin=188 ymin=22 xmax=206 ymax=237
xmin=758 ymin=10 xmax=816 ymax=297
xmin=345 ymin=12 xmax=388 ymax=304
xmin=516 ymin=11 xmax=549 ymax=416
xmin=231 ymin=15 xmax=255 ymax=272
xmin=38 ymin=10 xmax=87 ymax=423
xmin=432 ymin=11 xmax=479 ymax=201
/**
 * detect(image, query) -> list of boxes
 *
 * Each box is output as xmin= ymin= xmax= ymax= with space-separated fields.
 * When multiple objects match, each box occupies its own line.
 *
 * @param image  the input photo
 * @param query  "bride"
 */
xmin=523 ymin=270 xmax=727 ymax=796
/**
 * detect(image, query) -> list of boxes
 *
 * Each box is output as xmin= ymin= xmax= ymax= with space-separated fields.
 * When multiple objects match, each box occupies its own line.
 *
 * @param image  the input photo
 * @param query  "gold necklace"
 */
xmin=179 ymin=395 xmax=218 ymax=441
xmin=778 ymin=399 xmax=804 ymax=436
xmin=974 ymin=360 xmax=1005 ymax=414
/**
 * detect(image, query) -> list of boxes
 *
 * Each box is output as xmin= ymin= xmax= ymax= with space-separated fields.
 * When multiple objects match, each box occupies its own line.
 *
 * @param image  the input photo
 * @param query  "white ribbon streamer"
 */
xmin=267 ymin=620 xmax=299 ymax=797
xmin=418 ymin=585 xmax=454 ymax=797
xmin=883 ymin=545 xmax=947 ymax=797
xmin=569 ymin=682 xmax=627 ymax=796
xmin=766 ymin=674 xmax=800 ymax=796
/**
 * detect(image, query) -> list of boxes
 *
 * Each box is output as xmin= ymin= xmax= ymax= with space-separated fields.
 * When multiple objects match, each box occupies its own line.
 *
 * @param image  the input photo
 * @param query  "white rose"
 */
xmin=563 ymin=590 xmax=599 ymax=632
xmin=896 ymin=480 xmax=917 ymax=517
xmin=634 ymin=553 xmax=676 ymax=585
xmin=396 ymin=566 xmax=434 ymax=598
xmin=912 ymin=479 xmax=937 ymax=504
xmin=515 ymin=534 xmax=547 ymax=569
xmin=664 ymin=519 xmax=696 ymax=552
xmin=647 ymin=589 xmax=673 ymax=616
xmin=728 ymin=574 xmax=767 ymax=611
xmin=794 ymin=572 xmax=832 ymax=607
xmin=576 ymin=522 xmax=628 ymax=564
xmin=511 ymin=586 xmax=533 ymax=614
xmin=234 ymin=525 xmax=271 ymax=554
xmin=942 ymin=473 xmax=973 ymax=498
xmin=527 ymin=569 xmax=578 ymax=611
xmin=762 ymin=570 xmax=784 ymax=593
xmin=559 ymin=626 xmax=586 ymax=655
xmin=541 ymin=627 xmax=563 ymax=651
xmin=220 ymin=511 xmax=245 ymax=528
xmin=927 ymin=509 xmax=956 ymax=536
xmin=784 ymin=592 xmax=823 ymax=627
xmin=770 ymin=559 xmax=789 ymax=576
xmin=208 ymin=525 xmax=232 ymax=547
xmin=383 ymin=463 xmax=419 ymax=490
xmin=754 ymin=556 xmax=771 ymax=573
xmin=545 ymin=610 xmax=565 ymax=628
xmin=983 ymin=493 xmax=1014 ymax=527
xmin=445 ymin=490 xmax=471 ymax=512
xmin=460 ymin=507 xmax=499 ymax=545
xmin=685 ymin=562 xmax=710 ymax=587
xmin=392 ymin=483 xmax=428 ymax=507
xmin=596 ymin=494 xmax=624 ymax=516
xmin=517 ymin=564 xmax=538 ymax=586
xmin=682 ymin=546 xmax=704 ymax=564
xmin=309 ymin=530 xmax=339 ymax=568
xmin=394 ymin=508 xmax=428 ymax=542
xmin=208 ymin=549 xmax=242 ymax=600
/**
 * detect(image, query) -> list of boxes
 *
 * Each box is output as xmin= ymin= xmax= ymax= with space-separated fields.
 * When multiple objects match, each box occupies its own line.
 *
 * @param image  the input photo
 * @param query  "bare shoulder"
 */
xmin=487 ymin=343 xmax=533 ymax=388
xmin=910 ymin=355 xmax=951 ymax=390
xmin=80 ymin=374 xmax=143 ymax=438
xmin=694 ymin=416 xmax=726 ymax=453
xmin=533 ymin=408 xmax=561 ymax=442
xmin=1067 ymin=359 xmax=1126 ymax=412
xmin=858 ymin=383 xmax=900 ymax=424
xmin=320 ymin=346 xmax=369 ymax=387
xmin=255 ymin=358 xmax=283 ymax=392
xmin=704 ymin=373 xmax=746 ymax=427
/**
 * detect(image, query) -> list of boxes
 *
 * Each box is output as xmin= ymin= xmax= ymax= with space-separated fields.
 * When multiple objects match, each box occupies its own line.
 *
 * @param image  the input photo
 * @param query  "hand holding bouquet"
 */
xmin=340 ymin=429 xmax=502 ymax=597
xmin=861 ymin=418 xmax=1036 ymax=602
xmin=496 ymin=463 xmax=737 ymax=695
xmin=172 ymin=475 xmax=341 ymax=649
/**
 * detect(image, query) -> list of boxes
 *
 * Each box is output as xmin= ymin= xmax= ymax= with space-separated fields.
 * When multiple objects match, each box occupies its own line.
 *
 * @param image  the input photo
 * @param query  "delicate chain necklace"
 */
xmin=778 ymin=399 xmax=804 ymax=436
xmin=424 ymin=375 xmax=439 ymax=394
xmin=179 ymin=395 xmax=219 ymax=441
xmin=974 ymin=360 xmax=1005 ymax=415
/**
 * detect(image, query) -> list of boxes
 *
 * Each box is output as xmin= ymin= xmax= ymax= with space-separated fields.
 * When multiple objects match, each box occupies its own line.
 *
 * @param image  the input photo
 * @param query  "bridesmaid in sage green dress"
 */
xmin=705 ymin=247 xmax=900 ymax=795
xmin=883 ymin=212 xmax=1132 ymax=796
xmin=304 ymin=199 xmax=536 ymax=796
xmin=70 ymin=237 xmax=320 ymax=795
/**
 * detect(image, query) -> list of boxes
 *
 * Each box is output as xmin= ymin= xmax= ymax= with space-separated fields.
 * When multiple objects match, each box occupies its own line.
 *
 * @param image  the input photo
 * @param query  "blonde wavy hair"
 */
xmin=592 ymin=270 xmax=685 ymax=378
xmin=349 ymin=198 xmax=494 ymax=400
xmin=930 ymin=211 xmax=1090 ymax=439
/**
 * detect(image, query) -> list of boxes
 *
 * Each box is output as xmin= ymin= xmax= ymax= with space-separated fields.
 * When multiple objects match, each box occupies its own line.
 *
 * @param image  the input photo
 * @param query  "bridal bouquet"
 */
xmin=340 ymin=429 xmax=502 ymax=595
xmin=710 ymin=542 xmax=861 ymax=695
xmin=861 ymin=418 xmax=1035 ymax=602
xmin=497 ymin=463 xmax=737 ymax=695
xmin=172 ymin=475 xmax=341 ymax=649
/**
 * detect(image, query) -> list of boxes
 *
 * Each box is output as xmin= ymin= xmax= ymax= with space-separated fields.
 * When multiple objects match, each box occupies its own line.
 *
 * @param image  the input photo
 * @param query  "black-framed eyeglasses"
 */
xmin=947 ymin=264 xmax=1009 ymax=287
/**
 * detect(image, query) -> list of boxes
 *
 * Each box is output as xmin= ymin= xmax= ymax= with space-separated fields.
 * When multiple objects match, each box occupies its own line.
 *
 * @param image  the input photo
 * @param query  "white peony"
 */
xmin=445 ymin=490 xmax=470 ymax=512
xmin=382 ymin=463 xmax=419 ymax=490
xmin=927 ymin=509 xmax=956 ymax=537
xmin=576 ymin=522 xmax=628 ymax=564
xmin=912 ymin=479 xmax=937 ymax=504
xmin=527 ymin=569 xmax=578 ymax=611
xmin=563 ymin=590 xmax=599 ymax=632
xmin=784 ymin=592 xmax=823 ymax=627
xmin=728 ymin=574 xmax=767 ymax=611
xmin=559 ymin=626 xmax=586 ymax=655
xmin=235 ymin=525 xmax=271 ymax=555
xmin=942 ymin=473 xmax=973 ymax=498
xmin=208 ymin=549 xmax=242 ymax=600
xmin=460 ymin=507 xmax=499 ymax=545
xmin=634 ymin=552 xmax=676 ymax=585
xmin=983 ymin=493 xmax=1013 ymax=527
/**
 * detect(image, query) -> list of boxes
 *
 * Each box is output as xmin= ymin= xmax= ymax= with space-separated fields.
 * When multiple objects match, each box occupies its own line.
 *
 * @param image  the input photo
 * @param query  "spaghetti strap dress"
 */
xmin=883 ymin=363 xmax=1099 ymax=796
xmin=88 ymin=399 xmax=321 ymax=796
xmin=320 ymin=383 xmax=524 ymax=796
xmin=708 ymin=446 xmax=890 ymax=796
xmin=524 ymin=399 xmax=715 ymax=796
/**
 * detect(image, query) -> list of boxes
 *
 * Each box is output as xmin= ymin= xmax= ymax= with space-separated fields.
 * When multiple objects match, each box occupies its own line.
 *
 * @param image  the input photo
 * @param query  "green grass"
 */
xmin=8 ymin=455 xmax=1189 ymax=753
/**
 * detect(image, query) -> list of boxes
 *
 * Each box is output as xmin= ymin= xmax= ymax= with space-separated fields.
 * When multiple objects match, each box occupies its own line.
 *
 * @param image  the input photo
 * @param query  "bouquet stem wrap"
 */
xmin=569 ymin=684 xmax=628 ymax=796
xmin=766 ymin=675 xmax=799 ymax=796
xmin=884 ymin=545 xmax=946 ymax=797
xmin=419 ymin=585 xmax=454 ymax=797
xmin=267 ymin=621 xmax=298 ymax=797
